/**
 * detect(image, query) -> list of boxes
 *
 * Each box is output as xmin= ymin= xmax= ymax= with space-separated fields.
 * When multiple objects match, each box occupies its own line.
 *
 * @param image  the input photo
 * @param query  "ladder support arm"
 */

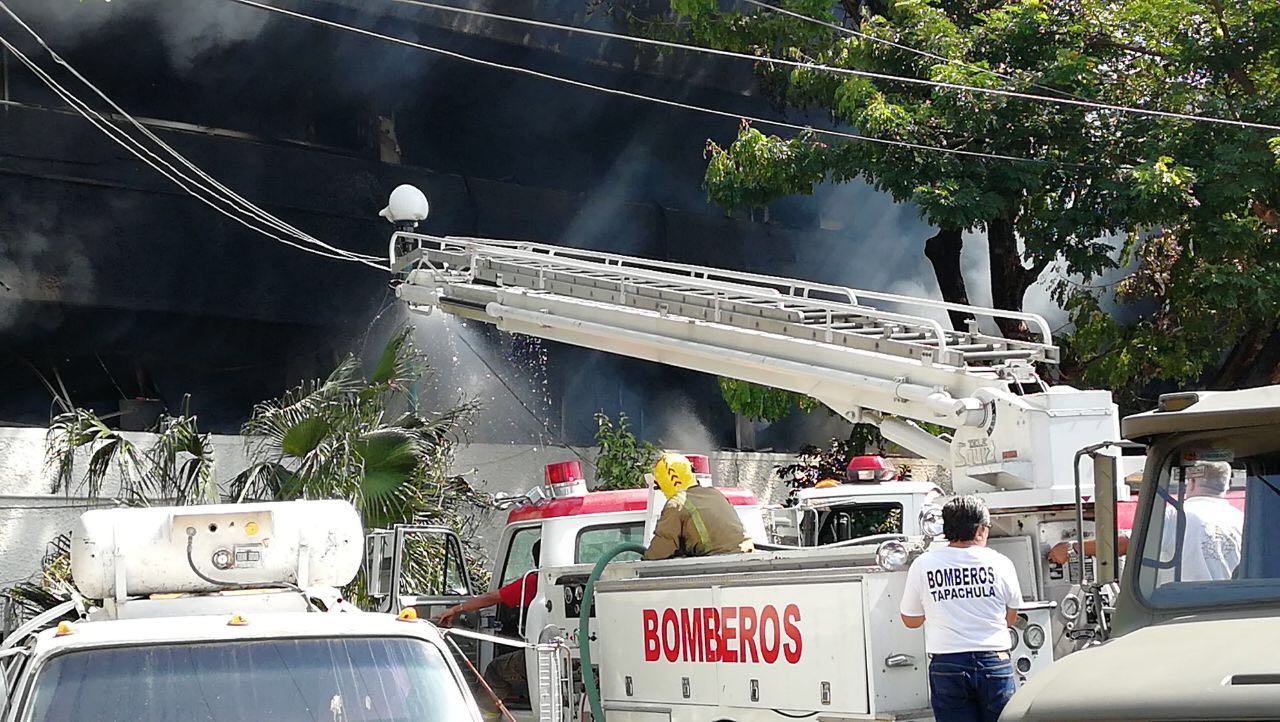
xmin=485 ymin=303 xmax=988 ymax=429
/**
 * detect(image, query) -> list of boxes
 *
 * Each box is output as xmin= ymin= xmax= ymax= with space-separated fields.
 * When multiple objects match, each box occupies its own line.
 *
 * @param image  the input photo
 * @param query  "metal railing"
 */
xmin=392 ymin=232 xmax=1060 ymax=371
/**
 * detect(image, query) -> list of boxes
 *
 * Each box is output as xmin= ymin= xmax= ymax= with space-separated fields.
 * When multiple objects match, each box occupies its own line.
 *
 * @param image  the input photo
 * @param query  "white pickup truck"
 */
xmin=0 ymin=500 xmax=507 ymax=722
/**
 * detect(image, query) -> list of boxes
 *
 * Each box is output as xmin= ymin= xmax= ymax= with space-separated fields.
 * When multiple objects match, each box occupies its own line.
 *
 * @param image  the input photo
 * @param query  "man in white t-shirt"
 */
xmin=1159 ymin=460 xmax=1243 ymax=582
xmin=1046 ymin=460 xmax=1243 ymax=582
xmin=900 ymin=496 xmax=1022 ymax=722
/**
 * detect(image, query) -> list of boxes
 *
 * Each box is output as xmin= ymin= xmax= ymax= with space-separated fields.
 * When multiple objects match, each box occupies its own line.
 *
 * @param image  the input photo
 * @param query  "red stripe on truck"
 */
xmin=642 ymin=605 xmax=803 ymax=664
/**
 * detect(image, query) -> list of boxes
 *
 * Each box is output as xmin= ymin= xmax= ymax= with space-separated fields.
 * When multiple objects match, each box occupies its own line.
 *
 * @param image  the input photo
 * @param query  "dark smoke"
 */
xmin=0 ymin=0 xmax=1097 ymax=447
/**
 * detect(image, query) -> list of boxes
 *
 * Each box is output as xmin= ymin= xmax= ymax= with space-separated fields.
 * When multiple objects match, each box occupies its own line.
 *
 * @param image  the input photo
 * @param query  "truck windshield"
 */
xmin=21 ymin=636 xmax=473 ymax=722
xmin=1136 ymin=444 xmax=1280 ymax=606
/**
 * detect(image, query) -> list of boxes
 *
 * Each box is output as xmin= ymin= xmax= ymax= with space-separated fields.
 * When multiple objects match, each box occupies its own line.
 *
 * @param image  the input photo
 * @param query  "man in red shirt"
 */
xmin=435 ymin=542 xmax=539 ymax=719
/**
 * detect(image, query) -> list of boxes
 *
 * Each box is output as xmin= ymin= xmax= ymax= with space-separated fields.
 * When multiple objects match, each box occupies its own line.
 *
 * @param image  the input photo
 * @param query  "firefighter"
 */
xmin=644 ymin=453 xmax=755 ymax=560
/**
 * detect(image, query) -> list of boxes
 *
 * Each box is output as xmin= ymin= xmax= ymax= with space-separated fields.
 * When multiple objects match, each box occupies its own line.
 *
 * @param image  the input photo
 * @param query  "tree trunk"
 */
xmin=986 ymin=214 xmax=1045 ymax=340
xmin=1212 ymin=323 xmax=1280 ymax=388
xmin=923 ymin=227 xmax=975 ymax=331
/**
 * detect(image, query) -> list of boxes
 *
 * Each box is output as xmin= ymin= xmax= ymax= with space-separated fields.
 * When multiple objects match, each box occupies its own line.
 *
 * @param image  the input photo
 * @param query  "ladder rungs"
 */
xmin=403 ymin=236 xmax=1060 ymax=375
xmin=964 ymin=350 xmax=1036 ymax=361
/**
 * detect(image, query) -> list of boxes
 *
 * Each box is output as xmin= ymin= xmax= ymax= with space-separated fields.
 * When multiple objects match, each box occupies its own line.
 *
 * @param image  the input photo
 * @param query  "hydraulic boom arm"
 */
xmin=391 ymin=231 xmax=1117 ymax=507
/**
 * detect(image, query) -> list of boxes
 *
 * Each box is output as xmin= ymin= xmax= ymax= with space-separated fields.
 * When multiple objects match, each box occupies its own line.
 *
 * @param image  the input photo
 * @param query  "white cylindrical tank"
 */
xmin=71 ymin=500 xmax=364 ymax=599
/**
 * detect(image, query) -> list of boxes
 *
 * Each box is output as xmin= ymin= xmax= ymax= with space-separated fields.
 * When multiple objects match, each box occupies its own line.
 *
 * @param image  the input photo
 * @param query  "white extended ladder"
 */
xmin=391 ymin=233 xmax=1056 ymax=376
xmin=391 ymin=231 xmax=1118 ymax=504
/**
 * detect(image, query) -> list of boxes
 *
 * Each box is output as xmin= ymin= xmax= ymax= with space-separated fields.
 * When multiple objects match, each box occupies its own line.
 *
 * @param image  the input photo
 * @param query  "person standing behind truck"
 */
xmin=645 ymin=453 xmax=755 ymax=560
xmin=900 ymin=496 xmax=1023 ymax=722
xmin=1047 ymin=460 xmax=1243 ymax=582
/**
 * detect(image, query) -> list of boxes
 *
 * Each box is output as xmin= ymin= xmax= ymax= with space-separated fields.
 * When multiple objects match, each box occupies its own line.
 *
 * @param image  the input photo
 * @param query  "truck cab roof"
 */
xmin=789 ymin=480 xmax=942 ymax=506
xmin=1123 ymin=386 xmax=1280 ymax=439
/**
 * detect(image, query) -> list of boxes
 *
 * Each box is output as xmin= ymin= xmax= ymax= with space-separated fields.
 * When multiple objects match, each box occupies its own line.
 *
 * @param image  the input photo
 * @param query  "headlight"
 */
xmin=1024 ymin=623 xmax=1046 ymax=650
xmin=875 ymin=540 xmax=910 ymax=571
xmin=918 ymin=504 xmax=944 ymax=538
xmin=1009 ymin=627 xmax=1019 ymax=650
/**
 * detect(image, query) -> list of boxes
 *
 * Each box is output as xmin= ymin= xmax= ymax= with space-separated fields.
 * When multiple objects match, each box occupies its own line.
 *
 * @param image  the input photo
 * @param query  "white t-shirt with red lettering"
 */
xmin=899 ymin=545 xmax=1023 ymax=654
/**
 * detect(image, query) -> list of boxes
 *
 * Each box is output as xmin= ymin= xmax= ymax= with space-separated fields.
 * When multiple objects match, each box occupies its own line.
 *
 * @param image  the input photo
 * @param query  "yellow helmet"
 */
xmin=653 ymin=453 xmax=695 ymax=499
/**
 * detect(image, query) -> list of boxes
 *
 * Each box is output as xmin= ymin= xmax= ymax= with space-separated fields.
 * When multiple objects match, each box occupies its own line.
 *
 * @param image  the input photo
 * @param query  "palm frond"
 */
xmin=370 ymin=326 xmax=424 ymax=390
xmin=226 ymin=461 xmax=294 ymax=502
xmin=1 ymin=582 xmax=72 ymax=627
xmin=47 ymin=407 xmax=156 ymax=501
xmin=146 ymin=406 xmax=218 ymax=504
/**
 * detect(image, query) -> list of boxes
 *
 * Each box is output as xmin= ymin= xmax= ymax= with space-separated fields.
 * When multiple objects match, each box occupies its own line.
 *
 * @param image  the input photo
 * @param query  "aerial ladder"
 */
xmin=385 ymin=187 xmax=1117 ymax=509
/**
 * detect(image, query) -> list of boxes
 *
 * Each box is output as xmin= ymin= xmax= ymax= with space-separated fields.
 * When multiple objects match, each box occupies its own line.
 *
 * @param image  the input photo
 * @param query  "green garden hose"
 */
xmin=578 ymin=542 xmax=647 ymax=722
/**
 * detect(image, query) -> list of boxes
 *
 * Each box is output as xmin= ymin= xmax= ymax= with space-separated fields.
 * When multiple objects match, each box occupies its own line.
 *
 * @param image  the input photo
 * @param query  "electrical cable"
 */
xmin=0 ymin=7 xmax=385 ymax=269
xmin=388 ymin=0 xmax=1280 ymax=133
xmin=226 ymin=0 xmax=1089 ymax=167
xmin=0 ymin=1 xmax=383 ymax=265
xmin=0 ymin=33 xmax=386 ymax=270
xmin=741 ymin=0 xmax=1088 ymax=101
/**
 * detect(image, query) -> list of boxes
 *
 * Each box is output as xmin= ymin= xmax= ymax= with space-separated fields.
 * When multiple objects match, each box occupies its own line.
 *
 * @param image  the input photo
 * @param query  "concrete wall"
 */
xmin=0 ymin=427 xmax=800 ymax=586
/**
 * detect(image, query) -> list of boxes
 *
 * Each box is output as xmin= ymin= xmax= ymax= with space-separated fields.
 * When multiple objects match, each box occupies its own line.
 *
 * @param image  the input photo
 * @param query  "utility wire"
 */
xmin=389 ymin=0 xmax=1280 ymax=133
xmin=227 ymin=0 xmax=1082 ymax=167
xmin=0 ymin=33 xmax=385 ymax=269
xmin=0 ymin=2 xmax=386 ymax=268
xmin=741 ymin=0 xmax=1090 ymax=101
xmin=0 ymin=0 xmax=381 ymax=263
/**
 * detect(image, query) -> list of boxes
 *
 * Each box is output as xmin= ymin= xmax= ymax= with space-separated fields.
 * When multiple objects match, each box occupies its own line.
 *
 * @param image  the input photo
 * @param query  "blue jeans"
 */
xmin=927 ymin=651 xmax=1017 ymax=722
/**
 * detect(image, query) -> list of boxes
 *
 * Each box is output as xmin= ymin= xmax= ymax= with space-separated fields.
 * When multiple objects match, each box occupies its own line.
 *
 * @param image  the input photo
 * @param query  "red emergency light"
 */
xmin=545 ymin=460 xmax=584 ymax=485
xmin=686 ymin=454 xmax=711 ymax=476
xmin=845 ymin=455 xmax=899 ymax=483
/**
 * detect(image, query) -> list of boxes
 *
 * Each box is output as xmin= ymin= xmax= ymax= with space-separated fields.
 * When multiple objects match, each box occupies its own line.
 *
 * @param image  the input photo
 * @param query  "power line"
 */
xmin=0 ymin=0 xmax=382 ymax=264
xmin=0 ymin=33 xmax=384 ymax=269
xmin=0 ymin=2 xmax=386 ymax=269
xmin=389 ymin=0 xmax=1280 ymax=133
xmin=740 ymin=0 xmax=1088 ymax=101
xmin=227 ymin=0 xmax=1078 ymax=167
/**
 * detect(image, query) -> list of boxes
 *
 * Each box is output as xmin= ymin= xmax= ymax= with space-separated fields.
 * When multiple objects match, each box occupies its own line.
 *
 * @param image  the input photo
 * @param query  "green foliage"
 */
xmin=717 ymin=377 xmax=819 ymax=422
xmin=705 ymin=125 xmax=829 ymax=209
xmin=38 ymin=326 xmax=490 ymax=605
xmin=773 ymin=427 xmax=889 ymax=488
xmin=592 ymin=411 xmax=660 ymax=490
xmin=657 ymin=0 xmax=1280 ymax=401
xmin=46 ymin=394 xmax=217 ymax=505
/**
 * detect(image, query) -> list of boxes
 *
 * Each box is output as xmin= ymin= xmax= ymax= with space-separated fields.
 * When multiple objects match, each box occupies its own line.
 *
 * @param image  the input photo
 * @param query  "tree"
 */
xmin=679 ymin=0 xmax=1137 ymax=333
xmin=649 ymin=0 xmax=1280 ymax=411
xmin=592 ymin=411 xmax=659 ymax=490
xmin=29 ymin=326 xmax=488 ymax=609
xmin=1056 ymin=1 xmax=1280 ymax=402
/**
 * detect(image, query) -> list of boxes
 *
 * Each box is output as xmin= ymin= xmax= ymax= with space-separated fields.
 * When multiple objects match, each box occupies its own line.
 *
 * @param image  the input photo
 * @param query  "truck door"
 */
xmin=366 ymin=525 xmax=481 ymax=665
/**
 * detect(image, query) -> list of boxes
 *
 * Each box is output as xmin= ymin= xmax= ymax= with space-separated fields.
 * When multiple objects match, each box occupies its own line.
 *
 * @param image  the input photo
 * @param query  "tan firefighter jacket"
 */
xmin=644 ymin=485 xmax=755 ymax=560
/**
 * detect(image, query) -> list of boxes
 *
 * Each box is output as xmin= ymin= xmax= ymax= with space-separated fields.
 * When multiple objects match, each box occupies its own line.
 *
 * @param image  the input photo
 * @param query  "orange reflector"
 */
xmin=55 ymin=621 xmax=75 ymax=637
xmin=397 ymin=608 xmax=418 ymax=622
xmin=227 ymin=614 xmax=249 ymax=627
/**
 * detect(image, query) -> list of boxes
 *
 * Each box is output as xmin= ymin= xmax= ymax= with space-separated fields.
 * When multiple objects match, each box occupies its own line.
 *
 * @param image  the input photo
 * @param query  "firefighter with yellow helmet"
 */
xmin=644 ymin=453 xmax=755 ymax=560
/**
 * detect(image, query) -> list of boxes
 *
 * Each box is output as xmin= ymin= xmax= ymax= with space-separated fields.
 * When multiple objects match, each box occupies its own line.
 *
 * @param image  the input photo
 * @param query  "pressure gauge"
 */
xmin=1024 ymin=624 xmax=1046 ymax=650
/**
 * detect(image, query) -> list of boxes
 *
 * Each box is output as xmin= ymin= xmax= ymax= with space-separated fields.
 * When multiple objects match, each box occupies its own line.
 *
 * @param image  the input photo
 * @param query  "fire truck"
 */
xmin=375 ymin=186 xmax=1198 ymax=720
xmin=0 ymin=500 xmax=568 ymax=722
